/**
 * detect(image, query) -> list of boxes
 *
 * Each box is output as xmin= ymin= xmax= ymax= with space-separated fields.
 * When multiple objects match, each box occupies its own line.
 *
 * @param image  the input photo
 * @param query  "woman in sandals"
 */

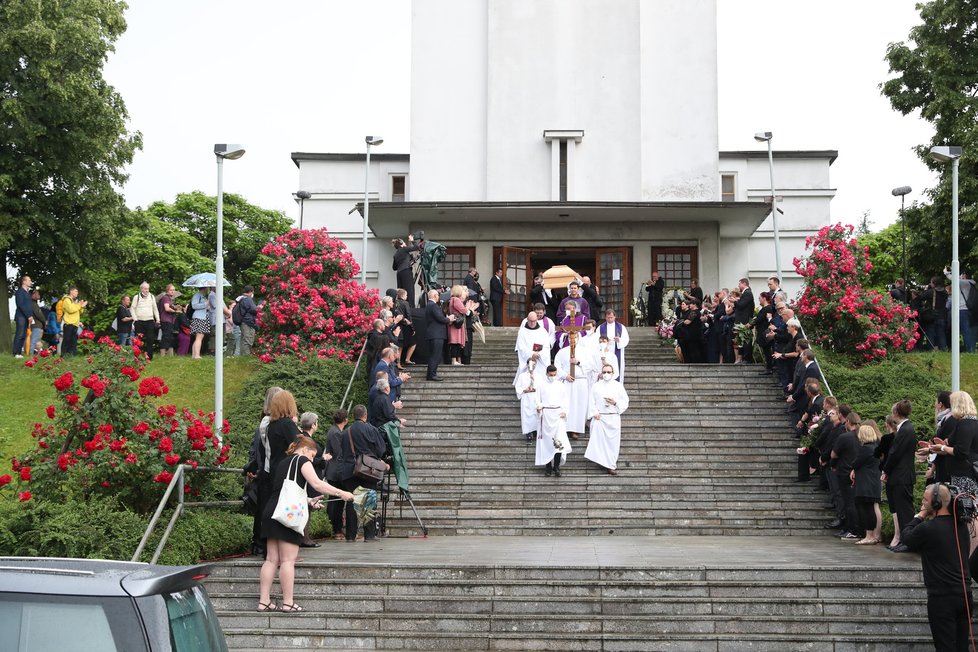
xmin=851 ymin=421 xmax=883 ymax=545
xmin=257 ymin=435 xmax=354 ymax=613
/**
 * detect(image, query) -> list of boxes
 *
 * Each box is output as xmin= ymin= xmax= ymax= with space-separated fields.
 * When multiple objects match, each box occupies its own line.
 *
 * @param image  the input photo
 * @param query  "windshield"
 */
xmin=0 ymin=593 xmax=147 ymax=652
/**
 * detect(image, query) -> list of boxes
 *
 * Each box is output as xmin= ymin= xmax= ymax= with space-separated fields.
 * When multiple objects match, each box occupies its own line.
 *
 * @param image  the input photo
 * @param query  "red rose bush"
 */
xmin=255 ymin=228 xmax=380 ymax=362
xmin=793 ymin=223 xmax=918 ymax=362
xmin=4 ymin=334 xmax=231 ymax=512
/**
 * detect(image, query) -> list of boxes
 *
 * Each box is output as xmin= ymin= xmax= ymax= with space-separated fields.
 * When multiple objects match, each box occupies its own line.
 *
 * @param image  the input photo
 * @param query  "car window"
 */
xmin=0 ymin=594 xmax=146 ymax=652
xmin=164 ymin=585 xmax=228 ymax=652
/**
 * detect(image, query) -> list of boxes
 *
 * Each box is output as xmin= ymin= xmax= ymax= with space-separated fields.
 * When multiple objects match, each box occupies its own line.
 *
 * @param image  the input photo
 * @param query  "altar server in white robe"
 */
xmin=585 ymin=363 xmax=630 ymax=475
xmin=535 ymin=365 xmax=572 ymax=477
xmin=518 ymin=303 xmax=556 ymax=349
xmin=588 ymin=335 xmax=619 ymax=392
xmin=598 ymin=309 xmax=630 ymax=381
xmin=514 ymin=311 xmax=552 ymax=383
xmin=514 ymin=360 xmax=544 ymax=442
xmin=553 ymin=344 xmax=589 ymax=440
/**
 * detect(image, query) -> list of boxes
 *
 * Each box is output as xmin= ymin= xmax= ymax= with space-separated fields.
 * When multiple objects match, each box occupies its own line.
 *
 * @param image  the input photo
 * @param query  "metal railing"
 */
xmin=131 ymin=464 xmax=244 ymax=564
xmin=339 ymin=339 xmax=368 ymax=413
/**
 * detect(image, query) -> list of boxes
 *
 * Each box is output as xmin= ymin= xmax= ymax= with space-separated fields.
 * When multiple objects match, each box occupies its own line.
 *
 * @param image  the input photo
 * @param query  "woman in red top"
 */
xmin=448 ymin=284 xmax=468 ymax=365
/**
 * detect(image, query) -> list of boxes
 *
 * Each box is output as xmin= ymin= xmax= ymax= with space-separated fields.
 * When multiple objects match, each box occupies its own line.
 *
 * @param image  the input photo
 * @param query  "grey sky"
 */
xmin=104 ymin=0 xmax=936 ymax=231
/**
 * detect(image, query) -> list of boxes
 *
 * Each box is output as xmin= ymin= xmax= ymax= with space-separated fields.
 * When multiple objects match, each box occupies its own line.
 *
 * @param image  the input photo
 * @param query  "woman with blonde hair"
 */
xmin=266 ymin=390 xmax=301 ymax=471
xmin=447 ymin=284 xmax=468 ymax=365
xmin=929 ymin=391 xmax=978 ymax=552
xmin=258 ymin=436 xmax=353 ymax=612
xmin=851 ymin=420 xmax=883 ymax=544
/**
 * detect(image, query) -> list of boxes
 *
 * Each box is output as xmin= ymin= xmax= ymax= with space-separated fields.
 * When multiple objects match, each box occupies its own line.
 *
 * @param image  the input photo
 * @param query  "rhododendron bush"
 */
xmin=793 ymin=223 xmax=918 ymax=362
xmin=256 ymin=228 xmax=380 ymax=362
xmin=3 ymin=333 xmax=231 ymax=512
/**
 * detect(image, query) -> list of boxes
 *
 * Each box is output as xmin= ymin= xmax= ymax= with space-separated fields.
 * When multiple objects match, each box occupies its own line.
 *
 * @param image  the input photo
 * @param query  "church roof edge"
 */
xmin=719 ymin=150 xmax=839 ymax=164
xmin=291 ymin=152 xmax=410 ymax=168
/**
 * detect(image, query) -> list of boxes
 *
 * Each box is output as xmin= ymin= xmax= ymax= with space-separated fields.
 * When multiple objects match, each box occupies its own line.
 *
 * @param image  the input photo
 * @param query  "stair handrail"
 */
xmin=340 ymin=338 xmax=369 ymax=413
xmin=131 ymin=464 xmax=245 ymax=564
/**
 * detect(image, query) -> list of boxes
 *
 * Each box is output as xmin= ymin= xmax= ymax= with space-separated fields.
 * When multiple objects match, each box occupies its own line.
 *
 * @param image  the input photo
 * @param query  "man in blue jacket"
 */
xmin=12 ymin=275 xmax=33 ymax=358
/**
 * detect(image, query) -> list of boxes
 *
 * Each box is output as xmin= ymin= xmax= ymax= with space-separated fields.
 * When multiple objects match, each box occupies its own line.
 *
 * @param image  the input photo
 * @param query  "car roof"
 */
xmin=0 ymin=557 xmax=214 ymax=598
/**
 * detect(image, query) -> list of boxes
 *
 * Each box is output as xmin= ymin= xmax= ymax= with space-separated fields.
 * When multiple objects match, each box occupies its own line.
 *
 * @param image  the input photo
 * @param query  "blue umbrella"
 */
xmin=182 ymin=273 xmax=231 ymax=288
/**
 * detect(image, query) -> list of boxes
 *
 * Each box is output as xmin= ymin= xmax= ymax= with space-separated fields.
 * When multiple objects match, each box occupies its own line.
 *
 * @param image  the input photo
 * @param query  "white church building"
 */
xmin=292 ymin=1 xmax=836 ymax=326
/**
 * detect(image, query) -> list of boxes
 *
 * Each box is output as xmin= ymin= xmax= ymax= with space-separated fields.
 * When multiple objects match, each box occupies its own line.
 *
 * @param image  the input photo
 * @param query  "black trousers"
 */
xmin=396 ymin=268 xmax=415 ymax=307
xmin=927 ymin=591 xmax=973 ymax=652
xmin=490 ymin=299 xmax=502 ymax=326
xmin=326 ymin=482 xmax=344 ymax=535
xmin=545 ymin=453 xmax=562 ymax=471
xmin=340 ymin=477 xmax=378 ymax=540
xmin=889 ymin=481 xmax=915 ymax=534
xmin=134 ymin=320 xmax=156 ymax=359
xmin=62 ymin=324 xmax=79 ymax=355
xmin=836 ymin=472 xmax=858 ymax=532
xmin=427 ymin=338 xmax=444 ymax=379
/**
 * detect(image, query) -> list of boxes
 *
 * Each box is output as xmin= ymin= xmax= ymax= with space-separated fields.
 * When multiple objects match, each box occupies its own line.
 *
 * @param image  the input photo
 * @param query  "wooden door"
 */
xmin=500 ymin=246 xmax=533 ymax=326
xmin=595 ymin=247 xmax=631 ymax=326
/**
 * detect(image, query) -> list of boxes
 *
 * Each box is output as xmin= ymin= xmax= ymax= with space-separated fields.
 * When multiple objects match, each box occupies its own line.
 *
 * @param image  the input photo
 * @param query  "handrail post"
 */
xmin=340 ymin=339 xmax=368 ymax=412
xmin=131 ymin=465 xmax=185 ymax=562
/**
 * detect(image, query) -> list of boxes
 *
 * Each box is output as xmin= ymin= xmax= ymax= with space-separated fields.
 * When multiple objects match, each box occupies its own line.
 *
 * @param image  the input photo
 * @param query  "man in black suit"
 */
xmin=530 ymin=274 xmax=556 ymax=322
xmin=733 ymin=278 xmax=754 ymax=361
xmin=787 ymin=348 xmax=819 ymax=419
xmin=645 ymin=272 xmax=664 ymax=326
xmin=424 ymin=289 xmax=452 ymax=381
xmin=462 ymin=267 xmax=483 ymax=318
xmin=883 ymin=399 xmax=917 ymax=552
xmin=580 ymin=276 xmax=604 ymax=321
xmin=489 ymin=268 xmax=506 ymax=327
xmin=337 ymin=404 xmax=389 ymax=541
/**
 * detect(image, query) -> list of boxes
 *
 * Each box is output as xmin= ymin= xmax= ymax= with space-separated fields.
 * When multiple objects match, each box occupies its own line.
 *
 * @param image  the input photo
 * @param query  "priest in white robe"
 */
xmin=514 ymin=311 xmax=552 ymax=383
xmin=588 ymin=335 xmax=619 ymax=393
xmin=535 ymin=365 xmax=572 ymax=477
xmin=598 ymin=309 xmax=630 ymax=380
xmin=514 ymin=360 xmax=544 ymax=442
xmin=553 ymin=345 xmax=589 ymax=439
xmin=584 ymin=362 xmax=630 ymax=475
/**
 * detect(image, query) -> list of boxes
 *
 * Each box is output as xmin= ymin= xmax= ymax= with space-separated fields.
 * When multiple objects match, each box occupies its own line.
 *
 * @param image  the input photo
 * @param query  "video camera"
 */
xmin=947 ymin=484 xmax=978 ymax=524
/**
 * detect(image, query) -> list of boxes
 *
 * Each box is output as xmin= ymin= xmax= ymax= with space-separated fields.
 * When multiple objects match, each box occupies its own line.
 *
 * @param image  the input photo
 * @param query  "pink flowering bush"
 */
xmin=255 ymin=228 xmax=381 ymax=362
xmin=4 ymin=334 xmax=231 ymax=512
xmin=793 ymin=223 xmax=919 ymax=363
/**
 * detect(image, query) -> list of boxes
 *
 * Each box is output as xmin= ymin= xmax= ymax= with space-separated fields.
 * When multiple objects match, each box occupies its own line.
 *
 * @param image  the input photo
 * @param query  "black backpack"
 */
xmin=965 ymin=283 xmax=978 ymax=315
xmin=232 ymin=301 xmax=244 ymax=326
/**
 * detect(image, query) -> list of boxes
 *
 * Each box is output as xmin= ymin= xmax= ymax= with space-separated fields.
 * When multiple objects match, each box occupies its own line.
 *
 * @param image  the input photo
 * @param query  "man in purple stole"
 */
xmin=597 ymin=309 xmax=630 ymax=381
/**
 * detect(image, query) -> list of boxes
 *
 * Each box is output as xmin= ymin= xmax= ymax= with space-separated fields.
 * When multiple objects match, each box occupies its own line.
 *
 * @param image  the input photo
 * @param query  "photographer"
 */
xmin=902 ymin=483 xmax=974 ymax=652
xmin=391 ymin=234 xmax=421 ymax=306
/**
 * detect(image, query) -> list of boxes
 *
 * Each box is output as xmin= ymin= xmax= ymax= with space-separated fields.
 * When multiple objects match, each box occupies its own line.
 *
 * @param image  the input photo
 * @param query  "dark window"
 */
xmin=392 ymin=176 xmax=406 ymax=202
xmin=558 ymin=141 xmax=568 ymax=201
xmin=442 ymin=247 xmax=475 ymax=288
xmin=652 ymin=247 xmax=698 ymax=289
xmin=721 ymin=174 xmax=735 ymax=202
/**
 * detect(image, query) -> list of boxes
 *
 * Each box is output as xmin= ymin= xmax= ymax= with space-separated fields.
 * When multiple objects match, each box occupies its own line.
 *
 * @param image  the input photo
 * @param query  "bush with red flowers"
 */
xmin=793 ymin=223 xmax=919 ymax=363
xmin=2 ymin=334 xmax=231 ymax=513
xmin=254 ymin=228 xmax=381 ymax=362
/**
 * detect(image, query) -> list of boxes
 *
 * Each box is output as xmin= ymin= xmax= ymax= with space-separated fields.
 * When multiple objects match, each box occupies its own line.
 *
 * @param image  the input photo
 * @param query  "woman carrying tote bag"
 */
xmin=258 ymin=436 xmax=353 ymax=613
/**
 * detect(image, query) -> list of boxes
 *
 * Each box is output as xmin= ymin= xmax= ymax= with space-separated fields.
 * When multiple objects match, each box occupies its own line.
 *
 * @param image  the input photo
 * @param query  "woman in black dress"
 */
xmin=266 ymin=390 xmax=302 ymax=471
xmin=928 ymin=390 xmax=978 ymax=552
xmin=258 ymin=436 xmax=353 ymax=613
xmin=851 ymin=421 xmax=882 ymax=544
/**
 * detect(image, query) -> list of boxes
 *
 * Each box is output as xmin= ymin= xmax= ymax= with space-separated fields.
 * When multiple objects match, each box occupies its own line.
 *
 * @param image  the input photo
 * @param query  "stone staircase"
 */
xmin=208 ymin=326 xmax=933 ymax=650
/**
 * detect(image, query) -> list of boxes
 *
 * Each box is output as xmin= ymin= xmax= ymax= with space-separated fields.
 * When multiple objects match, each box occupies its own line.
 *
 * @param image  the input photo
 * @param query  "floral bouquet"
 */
xmin=352 ymin=486 xmax=378 ymax=525
xmin=733 ymin=323 xmax=754 ymax=348
xmin=630 ymin=297 xmax=645 ymax=322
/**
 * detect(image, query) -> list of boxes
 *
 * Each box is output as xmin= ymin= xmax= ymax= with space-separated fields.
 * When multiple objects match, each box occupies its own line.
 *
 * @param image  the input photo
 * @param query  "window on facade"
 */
xmin=652 ymin=247 xmax=698 ymax=290
xmin=391 ymin=175 xmax=406 ymax=202
xmin=558 ymin=141 xmax=568 ymax=202
xmin=442 ymin=247 xmax=475 ymax=288
xmin=721 ymin=174 xmax=735 ymax=202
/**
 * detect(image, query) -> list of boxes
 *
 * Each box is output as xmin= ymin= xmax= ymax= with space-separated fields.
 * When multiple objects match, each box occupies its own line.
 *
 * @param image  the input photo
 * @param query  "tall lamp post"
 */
xmin=295 ymin=190 xmax=311 ymax=229
xmin=362 ymin=136 xmax=384 ymax=285
xmin=929 ymin=145 xmax=962 ymax=392
xmin=214 ymin=143 xmax=246 ymax=439
xmin=754 ymin=132 xmax=783 ymax=284
xmin=891 ymin=186 xmax=912 ymax=283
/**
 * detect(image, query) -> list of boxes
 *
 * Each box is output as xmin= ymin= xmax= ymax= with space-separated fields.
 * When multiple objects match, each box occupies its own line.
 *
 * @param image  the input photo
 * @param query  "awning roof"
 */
xmin=358 ymin=200 xmax=771 ymax=238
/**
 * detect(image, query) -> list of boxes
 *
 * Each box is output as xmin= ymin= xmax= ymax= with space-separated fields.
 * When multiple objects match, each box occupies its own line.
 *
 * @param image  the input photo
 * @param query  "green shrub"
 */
xmin=224 ymin=356 xmax=367 ymax=463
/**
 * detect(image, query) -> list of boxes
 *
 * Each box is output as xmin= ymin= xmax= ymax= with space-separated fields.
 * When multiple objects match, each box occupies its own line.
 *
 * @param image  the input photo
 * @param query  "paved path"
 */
xmin=287 ymin=535 xmax=921 ymax=570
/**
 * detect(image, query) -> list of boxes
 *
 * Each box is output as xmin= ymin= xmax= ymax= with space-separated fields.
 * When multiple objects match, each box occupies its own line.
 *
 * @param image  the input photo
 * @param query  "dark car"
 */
xmin=0 ymin=557 xmax=228 ymax=652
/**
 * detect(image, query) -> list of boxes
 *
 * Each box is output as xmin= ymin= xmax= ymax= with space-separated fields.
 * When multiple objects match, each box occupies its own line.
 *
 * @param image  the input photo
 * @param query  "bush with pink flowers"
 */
xmin=793 ymin=223 xmax=919 ymax=363
xmin=4 ymin=334 xmax=231 ymax=512
xmin=255 ymin=228 xmax=381 ymax=362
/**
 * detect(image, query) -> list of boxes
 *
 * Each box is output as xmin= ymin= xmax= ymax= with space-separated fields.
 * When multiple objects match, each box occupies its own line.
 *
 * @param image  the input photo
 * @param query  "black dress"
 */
xmin=261 ymin=455 xmax=309 ymax=546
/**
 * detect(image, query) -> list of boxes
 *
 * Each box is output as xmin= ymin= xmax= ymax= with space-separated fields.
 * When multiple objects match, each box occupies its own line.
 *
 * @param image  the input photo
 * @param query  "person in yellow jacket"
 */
xmin=61 ymin=287 xmax=87 ymax=356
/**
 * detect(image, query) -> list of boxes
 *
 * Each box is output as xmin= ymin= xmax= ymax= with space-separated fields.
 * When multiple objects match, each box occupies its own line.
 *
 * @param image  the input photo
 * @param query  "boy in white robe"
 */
xmin=585 ymin=362 xmax=630 ymax=475
xmin=514 ymin=360 xmax=544 ymax=442
xmin=553 ymin=345 xmax=589 ymax=439
xmin=588 ymin=335 xmax=619 ymax=392
xmin=535 ymin=365 xmax=572 ymax=477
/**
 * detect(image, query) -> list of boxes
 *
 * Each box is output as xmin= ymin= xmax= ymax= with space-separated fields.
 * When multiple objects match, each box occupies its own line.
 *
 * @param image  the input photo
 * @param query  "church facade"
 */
xmin=292 ymin=1 xmax=836 ymax=326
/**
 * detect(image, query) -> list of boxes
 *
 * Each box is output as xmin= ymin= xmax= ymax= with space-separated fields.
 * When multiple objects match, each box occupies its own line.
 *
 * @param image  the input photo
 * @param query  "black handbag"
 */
xmin=349 ymin=431 xmax=385 ymax=483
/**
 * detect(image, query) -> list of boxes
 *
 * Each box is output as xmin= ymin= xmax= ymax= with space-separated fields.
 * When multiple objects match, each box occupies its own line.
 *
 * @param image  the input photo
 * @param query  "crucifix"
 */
xmin=557 ymin=301 xmax=585 ymax=379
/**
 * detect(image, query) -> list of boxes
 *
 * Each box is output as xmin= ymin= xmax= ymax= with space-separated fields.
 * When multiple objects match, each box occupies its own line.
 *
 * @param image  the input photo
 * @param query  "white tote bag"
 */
xmin=271 ymin=456 xmax=309 ymax=533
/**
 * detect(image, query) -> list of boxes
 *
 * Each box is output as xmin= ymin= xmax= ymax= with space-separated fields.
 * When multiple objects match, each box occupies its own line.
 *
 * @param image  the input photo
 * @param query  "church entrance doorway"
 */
xmin=494 ymin=245 xmax=632 ymax=327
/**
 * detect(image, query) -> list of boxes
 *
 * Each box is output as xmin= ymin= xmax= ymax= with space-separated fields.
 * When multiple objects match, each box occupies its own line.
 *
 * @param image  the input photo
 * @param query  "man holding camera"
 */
xmin=902 ymin=483 xmax=973 ymax=651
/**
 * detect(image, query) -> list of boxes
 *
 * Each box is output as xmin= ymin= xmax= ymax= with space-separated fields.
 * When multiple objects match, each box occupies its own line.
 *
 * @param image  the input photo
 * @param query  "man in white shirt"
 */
xmin=131 ymin=281 xmax=161 ymax=359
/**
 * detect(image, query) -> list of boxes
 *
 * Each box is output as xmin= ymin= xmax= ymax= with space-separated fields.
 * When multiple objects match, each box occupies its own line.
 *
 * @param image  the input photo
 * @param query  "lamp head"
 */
xmin=214 ymin=143 xmax=246 ymax=160
xmin=753 ymin=131 xmax=773 ymax=142
xmin=295 ymin=190 xmax=312 ymax=200
xmin=365 ymin=136 xmax=384 ymax=146
xmin=891 ymin=186 xmax=912 ymax=197
xmin=929 ymin=146 xmax=962 ymax=163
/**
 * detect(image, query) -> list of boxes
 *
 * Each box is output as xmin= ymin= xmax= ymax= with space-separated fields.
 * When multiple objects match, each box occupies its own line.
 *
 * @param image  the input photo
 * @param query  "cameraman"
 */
xmin=902 ymin=483 xmax=974 ymax=651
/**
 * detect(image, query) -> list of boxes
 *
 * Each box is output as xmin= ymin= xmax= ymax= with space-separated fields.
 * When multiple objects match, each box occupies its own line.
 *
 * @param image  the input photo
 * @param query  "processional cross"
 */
xmin=557 ymin=301 xmax=585 ymax=380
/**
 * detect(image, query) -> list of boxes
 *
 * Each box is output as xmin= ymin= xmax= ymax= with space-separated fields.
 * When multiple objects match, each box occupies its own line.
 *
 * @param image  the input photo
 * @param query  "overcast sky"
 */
xmin=103 ymin=0 xmax=937 ymax=231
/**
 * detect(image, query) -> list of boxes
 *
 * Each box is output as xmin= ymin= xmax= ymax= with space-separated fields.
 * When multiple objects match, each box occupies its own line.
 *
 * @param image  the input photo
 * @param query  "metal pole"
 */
xmin=215 ymin=156 xmax=225 ymax=439
xmin=299 ymin=198 xmax=305 ymax=230
xmin=765 ymin=139 xmax=783 ymax=284
xmin=362 ymin=142 xmax=371 ymax=285
xmin=951 ymin=157 xmax=960 ymax=392
xmin=900 ymin=195 xmax=907 ymax=283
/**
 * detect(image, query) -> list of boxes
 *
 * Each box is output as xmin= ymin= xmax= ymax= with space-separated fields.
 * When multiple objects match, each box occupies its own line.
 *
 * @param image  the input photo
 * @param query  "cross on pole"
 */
xmin=557 ymin=303 xmax=585 ymax=380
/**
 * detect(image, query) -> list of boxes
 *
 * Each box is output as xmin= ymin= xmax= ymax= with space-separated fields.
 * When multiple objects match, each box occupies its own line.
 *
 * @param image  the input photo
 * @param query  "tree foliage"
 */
xmin=857 ymin=221 xmax=906 ymax=289
xmin=0 ymin=0 xmax=142 ymax=352
xmin=881 ymin=0 xmax=978 ymax=277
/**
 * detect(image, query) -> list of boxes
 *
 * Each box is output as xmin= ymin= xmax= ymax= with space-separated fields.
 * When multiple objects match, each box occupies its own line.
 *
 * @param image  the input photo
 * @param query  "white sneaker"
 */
xmin=14 ymin=354 xmax=24 ymax=359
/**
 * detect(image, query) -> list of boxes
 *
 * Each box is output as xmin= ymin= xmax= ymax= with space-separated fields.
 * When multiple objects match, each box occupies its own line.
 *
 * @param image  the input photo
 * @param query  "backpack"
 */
xmin=55 ymin=296 xmax=68 ymax=323
xmin=966 ymin=283 xmax=978 ymax=315
xmin=231 ymin=300 xmax=244 ymax=326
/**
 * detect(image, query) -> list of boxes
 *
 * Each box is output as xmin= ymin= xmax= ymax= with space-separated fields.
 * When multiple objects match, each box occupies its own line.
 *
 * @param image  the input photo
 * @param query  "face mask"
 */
xmin=602 ymin=372 xmax=613 ymax=380
xmin=547 ymin=376 xmax=556 ymax=383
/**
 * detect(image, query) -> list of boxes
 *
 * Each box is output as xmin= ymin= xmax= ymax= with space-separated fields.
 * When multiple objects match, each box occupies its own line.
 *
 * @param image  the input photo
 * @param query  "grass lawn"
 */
xmin=0 ymin=354 xmax=258 ymax=463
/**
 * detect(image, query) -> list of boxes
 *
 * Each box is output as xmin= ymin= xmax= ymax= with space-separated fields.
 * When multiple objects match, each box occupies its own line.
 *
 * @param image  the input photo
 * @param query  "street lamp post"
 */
xmin=362 ymin=136 xmax=384 ymax=285
xmin=295 ymin=190 xmax=311 ymax=229
xmin=891 ymin=186 xmax=912 ymax=283
xmin=754 ymin=132 xmax=783 ymax=284
xmin=213 ymin=143 xmax=245 ymax=439
xmin=929 ymin=146 xmax=962 ymax=392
